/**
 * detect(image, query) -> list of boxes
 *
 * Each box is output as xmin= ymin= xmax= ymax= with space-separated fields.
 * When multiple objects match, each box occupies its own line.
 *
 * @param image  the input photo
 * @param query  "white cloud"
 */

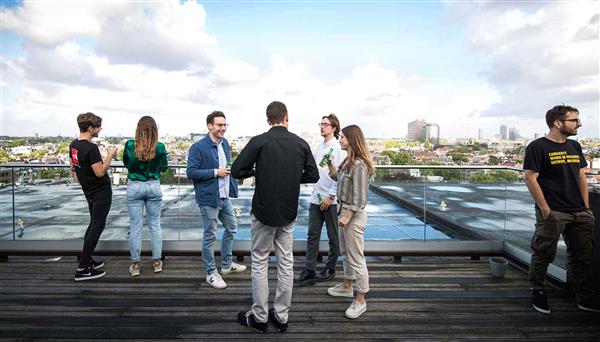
xmin=1 ymin=1 xmax=597 ymax=140
xmin=445 ymin=1 xmax=599 ymax=137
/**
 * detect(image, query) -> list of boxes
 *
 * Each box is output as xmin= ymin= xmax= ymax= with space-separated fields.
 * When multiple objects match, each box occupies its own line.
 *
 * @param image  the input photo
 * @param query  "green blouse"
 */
xmin=123 ymin=140 xmax=168 ymax=181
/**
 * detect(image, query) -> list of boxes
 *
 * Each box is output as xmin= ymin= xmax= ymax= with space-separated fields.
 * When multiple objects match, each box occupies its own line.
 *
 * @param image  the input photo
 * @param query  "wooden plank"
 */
xmin=1 ymin=256 xmax=598 ymax=340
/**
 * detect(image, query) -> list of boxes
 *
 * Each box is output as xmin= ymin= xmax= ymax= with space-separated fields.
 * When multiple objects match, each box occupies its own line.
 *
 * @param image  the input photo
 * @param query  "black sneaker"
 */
xmin=577 ymin=296 xmax=600 ymax=313
xmin=269 ymin=308 xmax=288 ymax=332
xmin=531 ymin=290 xmax=550 ymax=314
xmin=89 ymin=258 xmax=104 ymax=270
xmin=316 ymin=268 xmax=336 ymax=282
xmin=294 ymin=270 xmax=316 ymax=287
xmin=74 ymin=267 xmax=106 ymax=282
xmin=237 ymin=311 xmax=268 ymax=333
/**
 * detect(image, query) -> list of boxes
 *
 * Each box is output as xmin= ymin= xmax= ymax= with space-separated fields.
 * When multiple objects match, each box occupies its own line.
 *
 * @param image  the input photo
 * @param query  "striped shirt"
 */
xmin=332 ymin=159 xmax=369 ymax=212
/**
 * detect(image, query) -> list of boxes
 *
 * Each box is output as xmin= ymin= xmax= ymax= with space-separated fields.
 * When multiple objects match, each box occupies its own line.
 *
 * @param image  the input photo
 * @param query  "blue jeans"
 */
xmin=127 ymin=179 xmax=163 ymax=262
xmin=200 ymin=198 xmax=238 ymax=275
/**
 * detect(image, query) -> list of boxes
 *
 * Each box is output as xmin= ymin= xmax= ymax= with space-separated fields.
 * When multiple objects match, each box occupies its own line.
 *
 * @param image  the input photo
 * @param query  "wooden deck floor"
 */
xmin=1 ymin=256 xmax=599 ymax=341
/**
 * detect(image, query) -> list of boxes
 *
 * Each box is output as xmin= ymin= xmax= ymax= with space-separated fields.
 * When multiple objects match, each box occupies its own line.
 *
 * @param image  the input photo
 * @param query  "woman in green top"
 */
xmin=123 ymin=116 xmax=168 ymax=276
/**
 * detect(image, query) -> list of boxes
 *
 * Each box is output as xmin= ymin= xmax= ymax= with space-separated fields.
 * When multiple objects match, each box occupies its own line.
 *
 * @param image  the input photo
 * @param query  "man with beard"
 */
xmin=295 ymin=113 xmax=343 ymax=286
xmin=70 ymin=112 xmax=116 ymax=281
xmin=524 ymin=105 xmax=599 ymax=314
xmin=187 ymin=111 xmax=246 ymax=289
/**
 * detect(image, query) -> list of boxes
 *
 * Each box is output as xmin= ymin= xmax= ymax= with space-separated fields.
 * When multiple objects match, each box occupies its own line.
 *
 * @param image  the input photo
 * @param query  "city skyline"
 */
xmin=1 ymin=1 xmax=598 ymax=139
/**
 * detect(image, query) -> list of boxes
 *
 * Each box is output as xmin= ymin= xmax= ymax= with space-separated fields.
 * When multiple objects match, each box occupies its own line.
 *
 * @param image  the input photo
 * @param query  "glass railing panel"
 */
xmin=0 ymin=167 xmax=15 ymax=240
xmin=7 ymin=166 xmax=88 ymax=240
xmin=423 ymin=169 xmax=515 ymax=241
xmin=371 ymin=168 xmax=426 ymax=241
xmin=504 ymin=182 xmax=567 ymax=269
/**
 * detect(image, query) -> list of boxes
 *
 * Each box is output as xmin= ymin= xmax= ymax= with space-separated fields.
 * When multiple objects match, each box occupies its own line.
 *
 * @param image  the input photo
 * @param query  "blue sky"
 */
xmin=0 ymin=0 xmax=598 ymax=139
xmin=202 ymin=2 xmax=484 ymax=79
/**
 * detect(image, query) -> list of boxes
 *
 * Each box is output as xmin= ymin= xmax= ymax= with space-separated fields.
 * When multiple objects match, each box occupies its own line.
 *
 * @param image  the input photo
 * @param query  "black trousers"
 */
xmin=305 ymin=203 xmax=340 ymax=272
xmin=79 ymin=192 xmax=112 ymax=268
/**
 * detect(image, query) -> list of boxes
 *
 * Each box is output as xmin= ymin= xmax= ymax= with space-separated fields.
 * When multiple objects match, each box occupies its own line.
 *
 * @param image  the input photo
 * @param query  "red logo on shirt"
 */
xmin=71 ymin=148 xmax=80 ymax=167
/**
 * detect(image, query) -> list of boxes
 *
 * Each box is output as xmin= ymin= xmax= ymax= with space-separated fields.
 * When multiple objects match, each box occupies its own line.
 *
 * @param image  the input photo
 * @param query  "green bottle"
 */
xmin=226 ymin=159 xmax=232 ymax=169
xmin=317 ymin=193 xmax=323 ymax=203
xmin=319 ymin=148 xmax=333 ymax=167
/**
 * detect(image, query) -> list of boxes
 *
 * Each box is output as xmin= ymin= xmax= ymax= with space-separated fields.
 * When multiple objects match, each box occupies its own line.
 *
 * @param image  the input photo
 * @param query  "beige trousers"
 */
xmin=339 ymin=208 xmax=369 ymax=293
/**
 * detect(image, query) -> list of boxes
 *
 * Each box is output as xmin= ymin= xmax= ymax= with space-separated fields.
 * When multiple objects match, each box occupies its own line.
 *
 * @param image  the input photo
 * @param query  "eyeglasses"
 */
xmin=318 ymin=123 xmax=332 ymax=128
xmin=213 ymin=123 xmax=229 ymax=128
xmin=560 ymin=119 xmax=581 ymax=124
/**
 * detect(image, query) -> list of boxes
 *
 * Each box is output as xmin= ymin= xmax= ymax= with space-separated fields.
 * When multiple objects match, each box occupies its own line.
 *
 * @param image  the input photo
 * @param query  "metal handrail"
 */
xmin=1 ymin=162 xmax=524 ymax=172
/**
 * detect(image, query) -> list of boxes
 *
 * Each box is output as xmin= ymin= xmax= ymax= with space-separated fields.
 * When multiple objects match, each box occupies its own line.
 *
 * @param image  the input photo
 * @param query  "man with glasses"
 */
xmin=187 ymin=111 xmax=246 ymax=289
xmin=524 ymin=105 xmax=599 ymax=314
xmin=295 ymin=114 xmax=344 ymax=286
xmin=69 ymin=112 xmax=116 ymax=281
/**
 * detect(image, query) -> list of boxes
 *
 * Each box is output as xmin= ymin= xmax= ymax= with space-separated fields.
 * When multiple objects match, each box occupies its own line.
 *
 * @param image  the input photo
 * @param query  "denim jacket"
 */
xmin=186 ymin=135 xmax=238 ymax=207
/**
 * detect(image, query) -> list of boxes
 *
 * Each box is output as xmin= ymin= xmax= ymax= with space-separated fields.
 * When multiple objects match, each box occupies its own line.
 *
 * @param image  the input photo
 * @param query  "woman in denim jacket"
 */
xmin=123 ymin=116 xmax=168 ymax=276
xmin=325 ymin=124 xmax=374 ymax=319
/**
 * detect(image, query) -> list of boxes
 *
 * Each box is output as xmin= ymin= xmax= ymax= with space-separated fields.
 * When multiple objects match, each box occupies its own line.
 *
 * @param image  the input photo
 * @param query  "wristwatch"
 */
xmin=328 ymin=195 xmax=336 ymax=201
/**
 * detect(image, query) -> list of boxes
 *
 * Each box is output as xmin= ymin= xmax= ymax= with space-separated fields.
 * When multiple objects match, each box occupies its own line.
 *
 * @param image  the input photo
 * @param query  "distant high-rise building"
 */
xmin=425 ymin=123 xmax=440 ymax=144
xmin=478 ymin=128 xmax=484 ymax=140
xmin=534 ymin=133 xmax=541 ymax=139
xmin=500 ymin=125 xmax=508 ymax=140
xmin=407 ymin=119 xmax=427 ymax=141
xmin=508 ymin=127 xmax=519 ymax=141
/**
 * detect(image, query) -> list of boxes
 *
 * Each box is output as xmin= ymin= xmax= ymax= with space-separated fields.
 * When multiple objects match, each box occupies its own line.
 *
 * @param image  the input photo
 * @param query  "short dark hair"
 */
xmin=266 ymin=101 xmax=287 ymax=125
xmin=545 ymin=105 xmax=578 ymax=128
xmin=207 ymin=111 xmax=226 ymax=125
xmin=77 ymin=112 xmax=102 ymax=132
xmin=322 ymin=113 xmax=341 ymax=139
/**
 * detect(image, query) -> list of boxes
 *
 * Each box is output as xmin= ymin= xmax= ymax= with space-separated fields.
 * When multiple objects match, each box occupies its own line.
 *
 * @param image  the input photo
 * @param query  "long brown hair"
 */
xmin=135 ymin=116 xmax=158 ymax=161
xmin=339 ymin=125 xmax=374 ymax=175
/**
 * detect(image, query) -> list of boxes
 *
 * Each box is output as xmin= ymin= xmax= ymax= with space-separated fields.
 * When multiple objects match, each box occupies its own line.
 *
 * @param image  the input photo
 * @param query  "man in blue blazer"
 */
xmin=187 ymin=111 xmax=246 ymax=289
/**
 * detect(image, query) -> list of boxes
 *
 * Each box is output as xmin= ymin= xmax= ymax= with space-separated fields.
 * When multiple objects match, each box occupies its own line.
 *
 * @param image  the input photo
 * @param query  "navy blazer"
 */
xmin=186 ymin=135 xmax=238 ymax=207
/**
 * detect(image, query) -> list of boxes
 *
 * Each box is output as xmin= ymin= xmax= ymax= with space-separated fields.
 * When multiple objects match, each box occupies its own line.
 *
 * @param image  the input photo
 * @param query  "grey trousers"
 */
xmin=305 ymin=203 xmax=340 ymax=272
xmin=529 ymin=207 xmax=596 ymax=300
xmin=249 ymin=215 xmax=295 ymax=324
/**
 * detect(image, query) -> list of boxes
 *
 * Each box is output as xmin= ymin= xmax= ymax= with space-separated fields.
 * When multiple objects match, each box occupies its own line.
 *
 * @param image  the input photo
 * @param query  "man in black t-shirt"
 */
xmin=524 ymin=105 xmax=598 ymax=314
xmin=69 ymin=112 xmax=116 ymax=281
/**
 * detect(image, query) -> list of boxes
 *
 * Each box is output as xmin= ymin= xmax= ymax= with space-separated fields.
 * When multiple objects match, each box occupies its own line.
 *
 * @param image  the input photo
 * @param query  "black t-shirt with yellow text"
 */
xmin=523 ymin=137 xmax=587 ymax=212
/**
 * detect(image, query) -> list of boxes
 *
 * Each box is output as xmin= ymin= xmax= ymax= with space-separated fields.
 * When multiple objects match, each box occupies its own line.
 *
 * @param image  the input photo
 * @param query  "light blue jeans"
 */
xmin=127 ymin=179 xmax=163 ymax=262
xmin=200 ymin=198 xmax=238 ymax=275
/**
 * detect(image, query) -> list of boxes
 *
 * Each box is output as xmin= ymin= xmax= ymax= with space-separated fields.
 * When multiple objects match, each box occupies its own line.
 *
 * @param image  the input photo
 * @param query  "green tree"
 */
xmin=381 ymin=150 xmax=413 ymax=165
xmin=488 ymin=155 xmax=500 ymax=165
xmin=58 ymin=144 xmax=69 ymax=154
xmin=450 ymin=153 xmax=468 ymax=163
xmin=469 ymin=170 xmax=518 ymax=183
xmin=0 ymin=149 xmax=10 ymax=164
xmin=160 ymin=168 xmax=176 ymax=185
xmin=7 ymin=139 xmax=26 ymax=148
xmin=384 ymin=140 xmax=401 ymax=149
xmin=29 ymin=148 xmax=49 ymax=161
xmin=40 ymin=168 xmax=70 ymax=179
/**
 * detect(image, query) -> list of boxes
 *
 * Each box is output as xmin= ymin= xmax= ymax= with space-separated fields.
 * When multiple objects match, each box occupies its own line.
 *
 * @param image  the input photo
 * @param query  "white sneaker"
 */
xmin=327 ymin=284 xmax=354 ymax=298
xmin=206 ymin=272 xmax=227 ymax=289
xmin=129 ymin=263 xmax=140 ymax=277
xmin=345 ymin=300 xmax=367 ymax=319
xmin=221 ymin=262 xmax=247 ymax=275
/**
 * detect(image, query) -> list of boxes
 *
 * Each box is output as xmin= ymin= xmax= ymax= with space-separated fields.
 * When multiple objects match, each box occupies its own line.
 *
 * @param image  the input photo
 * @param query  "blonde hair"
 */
xmin=134 ymin=116 xmax=158 ymax=161
xmin=339 ymin=125 xmax=374 ymax=175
